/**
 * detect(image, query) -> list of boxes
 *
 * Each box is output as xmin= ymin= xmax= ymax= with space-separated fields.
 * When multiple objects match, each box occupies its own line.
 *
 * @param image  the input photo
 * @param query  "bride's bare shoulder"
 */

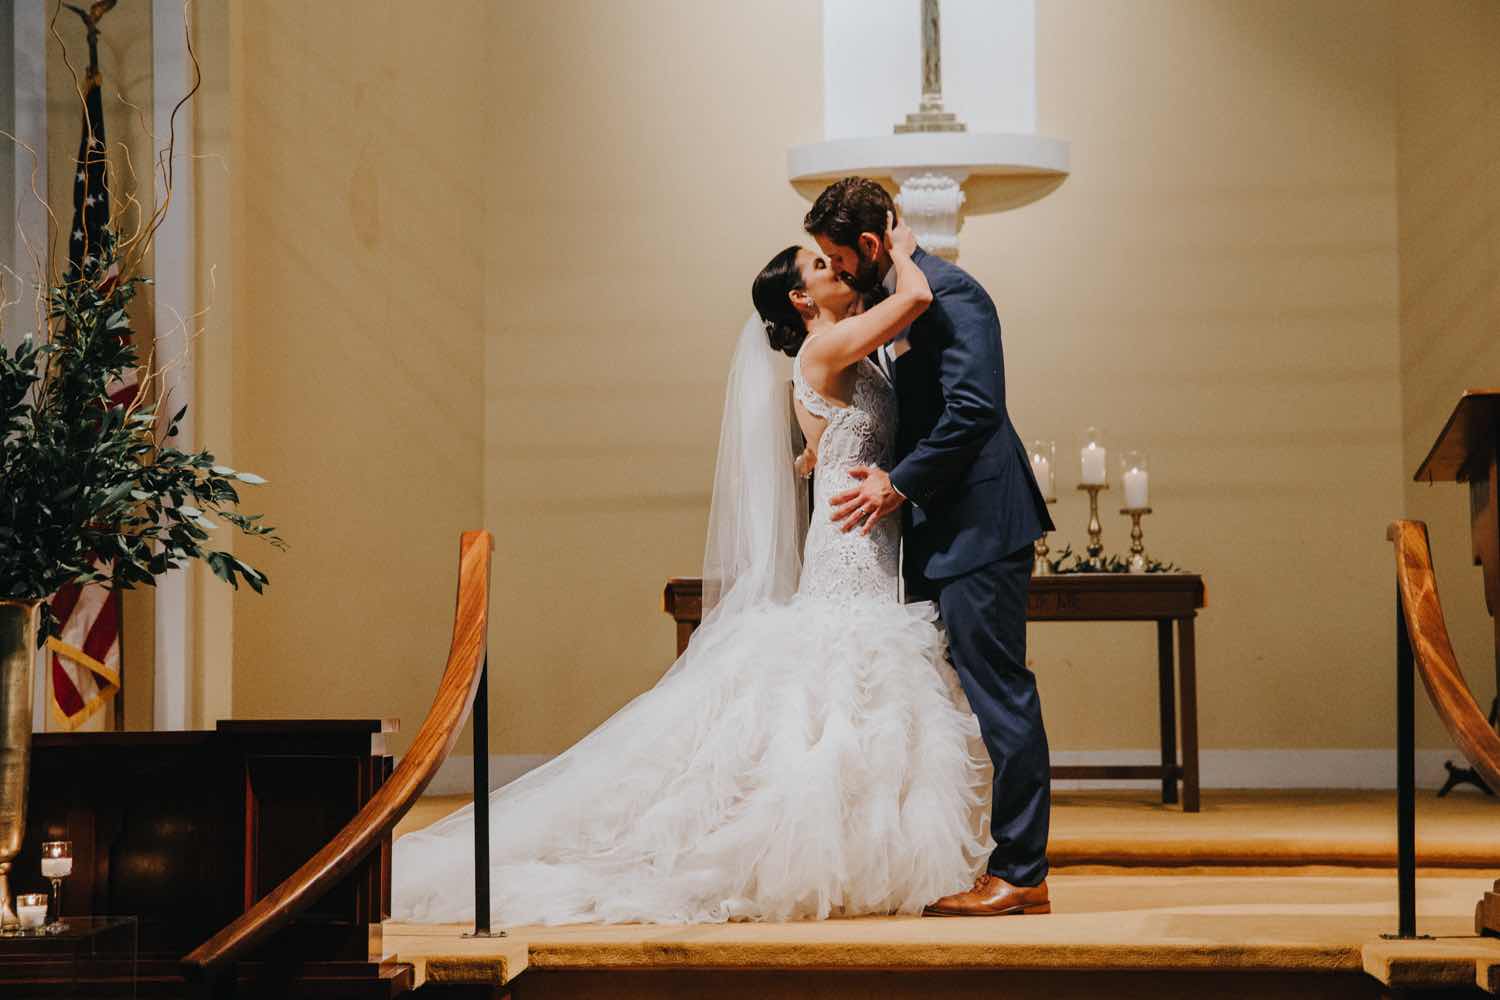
xmin=797 ymin=328 xmax=853 ymax=372
xmin=797 ymin=331 xmax=836 ymax=373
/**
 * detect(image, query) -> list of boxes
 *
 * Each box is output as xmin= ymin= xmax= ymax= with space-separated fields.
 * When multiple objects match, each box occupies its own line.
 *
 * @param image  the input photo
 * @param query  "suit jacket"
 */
xmin=888 ymin=248 xmax=1054 ymax=586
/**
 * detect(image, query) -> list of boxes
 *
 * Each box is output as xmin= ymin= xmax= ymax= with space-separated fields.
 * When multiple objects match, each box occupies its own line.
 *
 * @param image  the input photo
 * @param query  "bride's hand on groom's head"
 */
xmin=886 ymin=211 xmax=917 ymax=258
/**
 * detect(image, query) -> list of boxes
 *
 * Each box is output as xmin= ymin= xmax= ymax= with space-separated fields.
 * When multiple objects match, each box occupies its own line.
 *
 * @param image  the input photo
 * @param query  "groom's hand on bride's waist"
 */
xmin=830 ymin=466 xmax=907 ymax=536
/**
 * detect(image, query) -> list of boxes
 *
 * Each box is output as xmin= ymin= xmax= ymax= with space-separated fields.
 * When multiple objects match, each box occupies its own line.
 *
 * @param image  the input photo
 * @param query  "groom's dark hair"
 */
xmin=803 ymin=177 xmax=897 ymax=251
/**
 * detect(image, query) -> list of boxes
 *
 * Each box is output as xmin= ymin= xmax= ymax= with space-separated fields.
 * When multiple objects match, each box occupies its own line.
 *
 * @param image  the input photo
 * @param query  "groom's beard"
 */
xmin=842 ymin=251 xmax=881 ymax=294
xmin=858 ymin=281 xmax=890 ymax=314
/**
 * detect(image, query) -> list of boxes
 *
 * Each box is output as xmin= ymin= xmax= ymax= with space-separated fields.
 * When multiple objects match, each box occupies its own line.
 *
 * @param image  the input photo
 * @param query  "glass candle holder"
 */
xmin=1080 ymin=427 xmax=1108 ymax=486
xmin=1121 ymin=450 xmax=1150 ymax=510
xmin=1029 ymin=439 xmax=1057 ymax=501
xmin=40 ymin=841 xmax=71 ymax=928
xmin=14 ymin=894 xmax=47 ymax=931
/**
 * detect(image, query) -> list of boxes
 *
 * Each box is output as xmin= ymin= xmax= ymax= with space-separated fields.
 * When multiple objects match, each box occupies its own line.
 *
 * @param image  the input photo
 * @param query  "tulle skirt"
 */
xmin=391 ymin=595 xmax=991 ymax=925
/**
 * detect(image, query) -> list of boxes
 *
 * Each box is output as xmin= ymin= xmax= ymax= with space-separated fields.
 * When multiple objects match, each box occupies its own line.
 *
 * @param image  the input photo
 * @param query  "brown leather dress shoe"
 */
xmin=922 ymin=874 xmax=1050 ymax=917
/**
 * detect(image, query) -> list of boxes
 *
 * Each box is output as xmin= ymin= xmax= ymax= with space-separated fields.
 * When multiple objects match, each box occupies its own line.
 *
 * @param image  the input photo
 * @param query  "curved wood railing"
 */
xmin=182 ymin=529 xmax=494 ymax=981
xmin=1388 ymin=519 xmax=1500 ymax=791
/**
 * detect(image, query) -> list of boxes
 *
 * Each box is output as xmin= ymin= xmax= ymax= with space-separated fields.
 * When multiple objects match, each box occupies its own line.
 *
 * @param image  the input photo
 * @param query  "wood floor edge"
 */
xmin=1361 ymin=936 xmax=1500 ymax=991
xmin=1051 ymin=848 xmax=1500 ymax=869
xmin=405 ymin=940 xmax=1364 ymax=976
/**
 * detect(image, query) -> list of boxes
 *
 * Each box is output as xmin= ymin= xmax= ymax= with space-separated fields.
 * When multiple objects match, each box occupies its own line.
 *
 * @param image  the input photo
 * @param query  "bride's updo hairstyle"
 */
xmin=752 ymin=246 xmax=808 ymax=358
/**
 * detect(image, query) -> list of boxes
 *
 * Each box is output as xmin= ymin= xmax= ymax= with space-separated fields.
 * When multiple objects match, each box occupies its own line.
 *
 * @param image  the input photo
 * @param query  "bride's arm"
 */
xmin=800 ymin=214 xmax=931 ymax=373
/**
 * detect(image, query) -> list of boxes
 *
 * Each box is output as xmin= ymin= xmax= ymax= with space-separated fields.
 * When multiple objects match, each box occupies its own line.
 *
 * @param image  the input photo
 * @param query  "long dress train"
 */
xmin=392 ymin=353 xmax=990 ymax=925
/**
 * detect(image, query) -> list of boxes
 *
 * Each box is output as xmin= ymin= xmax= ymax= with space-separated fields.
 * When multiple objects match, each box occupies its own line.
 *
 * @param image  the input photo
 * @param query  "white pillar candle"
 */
xmin=1123 ymin=467 xmax=1149 ymax=509
xmin=16 ymin=903 xmax=47 ymax=929
xmin=41 ymin=858 xmax=72 ymax=878
xmin=1080 ymin=443 xmax=1107 ymax=486
xmin=1030 ymin=453 xmax=1053 ymax=497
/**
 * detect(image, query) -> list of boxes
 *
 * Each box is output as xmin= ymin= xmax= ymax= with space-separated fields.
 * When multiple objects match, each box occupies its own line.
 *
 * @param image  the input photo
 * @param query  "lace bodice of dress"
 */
xmin=792 ymin=352 xmax=901 ymax=602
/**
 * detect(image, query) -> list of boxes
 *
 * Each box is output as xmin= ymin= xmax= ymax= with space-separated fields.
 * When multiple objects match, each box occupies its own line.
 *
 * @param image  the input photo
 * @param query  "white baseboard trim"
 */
xmin=425 ymin=749 xmax=1473 ymax=796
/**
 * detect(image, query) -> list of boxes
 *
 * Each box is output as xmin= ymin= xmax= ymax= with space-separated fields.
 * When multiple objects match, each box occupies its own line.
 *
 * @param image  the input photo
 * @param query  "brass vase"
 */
xmin=0 ymin=600 xmax=38 ymax=929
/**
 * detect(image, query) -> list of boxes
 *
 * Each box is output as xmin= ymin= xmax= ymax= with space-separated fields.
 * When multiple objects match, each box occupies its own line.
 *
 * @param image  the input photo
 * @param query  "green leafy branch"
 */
xmin=0 ymin=229 xmax=283 ymax=641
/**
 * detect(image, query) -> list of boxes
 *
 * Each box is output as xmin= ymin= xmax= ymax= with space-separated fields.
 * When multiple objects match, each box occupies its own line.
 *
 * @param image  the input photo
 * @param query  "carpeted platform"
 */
xmin=399 ymin=788 xmax=1500 ymax=870
xmin=385 ymin=874 xmax=1500 ymax=998
xmin=1047 ymin=788 xmax=1500 ymax=869
xmin=391 ymin=790 xmax=1500 ymax=997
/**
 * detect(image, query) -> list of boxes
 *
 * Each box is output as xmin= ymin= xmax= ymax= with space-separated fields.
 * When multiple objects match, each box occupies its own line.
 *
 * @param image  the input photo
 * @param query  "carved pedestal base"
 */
xmin=1477 ymin=881 xmax=1500 ymax=937
xmin=894 ymin=171 xmax=967 ymax=260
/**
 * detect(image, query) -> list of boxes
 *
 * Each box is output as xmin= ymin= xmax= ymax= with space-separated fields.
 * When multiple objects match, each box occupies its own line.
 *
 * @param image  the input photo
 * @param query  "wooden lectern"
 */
xmin=1412 ymin=389 xmax=1500 ymax=937
xmin=1414 ymin=391 xmax=1500 ymax=750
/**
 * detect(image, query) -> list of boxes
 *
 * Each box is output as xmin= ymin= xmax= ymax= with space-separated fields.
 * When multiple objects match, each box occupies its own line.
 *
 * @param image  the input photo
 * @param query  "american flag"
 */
xmin=47 ymin=64 xmax=129 ymax=730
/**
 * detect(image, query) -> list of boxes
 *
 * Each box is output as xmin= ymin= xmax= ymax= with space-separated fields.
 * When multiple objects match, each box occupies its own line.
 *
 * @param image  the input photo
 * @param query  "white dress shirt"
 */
xmin=878 ymin=262 xmax=912 ymax=506
xmin=876 ymin=264 xmax=911 ymax=380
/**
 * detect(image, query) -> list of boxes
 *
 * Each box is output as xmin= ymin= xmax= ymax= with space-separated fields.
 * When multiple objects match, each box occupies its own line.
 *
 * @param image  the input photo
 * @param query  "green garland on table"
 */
xmin=1051 ymin=550 xmax=1182 ymax=574
xmin=1038 ymin=543 xmax=1075 ymax=575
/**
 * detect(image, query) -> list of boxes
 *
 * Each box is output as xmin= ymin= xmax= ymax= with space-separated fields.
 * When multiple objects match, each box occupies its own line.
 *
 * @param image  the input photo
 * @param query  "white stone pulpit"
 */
xmin=789 ymin=0 xmax=1069 ymax=259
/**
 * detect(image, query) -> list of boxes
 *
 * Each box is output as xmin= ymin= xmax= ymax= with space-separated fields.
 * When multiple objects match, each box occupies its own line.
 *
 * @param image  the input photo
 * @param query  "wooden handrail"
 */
xmin=1388 ymin=520 xmax=1500 ymax=790
xmin=182 ymin=529 xmax=494 ymax=979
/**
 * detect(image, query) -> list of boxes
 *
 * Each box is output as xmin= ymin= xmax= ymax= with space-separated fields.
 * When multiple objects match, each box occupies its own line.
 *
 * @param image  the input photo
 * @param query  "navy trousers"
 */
xmin=932 ymin=546 xmax=1051 ymax=887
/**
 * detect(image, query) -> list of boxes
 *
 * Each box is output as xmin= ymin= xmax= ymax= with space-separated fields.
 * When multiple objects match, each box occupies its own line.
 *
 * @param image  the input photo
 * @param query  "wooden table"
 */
xmin=663 ymin=572 xmax=1207 ymax=812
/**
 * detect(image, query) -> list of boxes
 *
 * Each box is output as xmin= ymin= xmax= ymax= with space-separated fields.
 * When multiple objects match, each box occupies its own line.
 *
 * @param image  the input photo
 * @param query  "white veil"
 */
xmin=697 ymin=314 xmax=808 ymax=627
xmin=400 ymin=314 xmax=807 ymax=850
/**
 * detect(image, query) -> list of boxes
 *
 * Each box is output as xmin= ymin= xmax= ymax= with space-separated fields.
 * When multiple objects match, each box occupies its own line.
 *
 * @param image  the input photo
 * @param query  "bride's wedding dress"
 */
xmin=392 ymin=337 xmax=989 ymax=926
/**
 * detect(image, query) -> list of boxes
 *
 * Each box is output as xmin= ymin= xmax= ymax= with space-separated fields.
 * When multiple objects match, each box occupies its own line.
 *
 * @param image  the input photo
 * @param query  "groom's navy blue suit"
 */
xmin=887 ymin=248 xmax=1055 ymax=888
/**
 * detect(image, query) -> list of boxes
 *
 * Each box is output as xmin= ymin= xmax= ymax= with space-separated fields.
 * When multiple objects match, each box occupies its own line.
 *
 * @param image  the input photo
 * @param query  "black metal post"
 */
xmin=469 ymin=654 xmax=495 ymax=937
xmin=1394 ymin=589 xmax=1418 ymax=940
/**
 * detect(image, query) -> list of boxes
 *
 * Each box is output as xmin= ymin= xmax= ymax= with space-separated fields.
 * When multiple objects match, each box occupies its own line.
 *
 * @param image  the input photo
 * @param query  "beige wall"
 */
xmin=1395 ymin=0 xmax=1500 ymax=735
xmin=1019 ymin=0 xmax=1409 ymax=750
xmin=470 ymin=0 xmax=1412 ymax=757
xmin=206 ymin=0 xmax=1491 ymax=764
xmin=479 ymin=0 xmax=822 ymax=753
xmin=227 ymin=2 xmax=487 ymax=740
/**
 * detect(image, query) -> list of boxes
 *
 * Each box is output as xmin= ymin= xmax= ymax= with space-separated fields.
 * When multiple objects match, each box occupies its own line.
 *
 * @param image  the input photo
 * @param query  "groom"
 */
xmin=807 ymin=177 xmax=1056 ymax=917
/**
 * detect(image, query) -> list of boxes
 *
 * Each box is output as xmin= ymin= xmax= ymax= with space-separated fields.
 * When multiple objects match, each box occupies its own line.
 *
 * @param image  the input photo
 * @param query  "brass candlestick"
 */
xmin=1033 ymin=497 xmax=1059 ymax=575
xmin=1079 ymin=483 xmax=1108 ymax=560
xmin=1122 ymin=507 xmax=1153 ymax=573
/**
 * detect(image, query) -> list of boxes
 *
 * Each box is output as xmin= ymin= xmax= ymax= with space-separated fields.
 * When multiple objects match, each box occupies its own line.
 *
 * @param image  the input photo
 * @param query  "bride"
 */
xmin=392 ymin=216 xmax=990 ymax=926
